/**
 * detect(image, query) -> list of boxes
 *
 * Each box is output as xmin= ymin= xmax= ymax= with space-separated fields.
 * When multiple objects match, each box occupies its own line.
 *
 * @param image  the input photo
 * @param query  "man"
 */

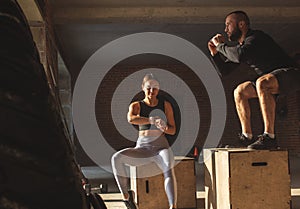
xmin=208 ymin=10 xmax=300 ymax=149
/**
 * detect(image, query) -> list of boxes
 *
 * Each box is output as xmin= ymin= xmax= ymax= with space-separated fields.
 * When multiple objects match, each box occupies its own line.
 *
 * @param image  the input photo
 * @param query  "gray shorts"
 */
xmin=271 ymin=67 xmax=300 ymax=95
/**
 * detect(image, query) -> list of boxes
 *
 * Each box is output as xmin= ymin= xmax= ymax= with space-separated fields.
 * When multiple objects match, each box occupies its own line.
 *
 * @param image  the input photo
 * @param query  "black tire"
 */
xmin=94 ymin=193 xmax=108 ymax=209
xmin=88 ymin=193 xmax=103 ymax=209
xmin=0 ymin=0 xmax=49 ymax=99
xmin=0 ymin=1 xmax=87 ymax=209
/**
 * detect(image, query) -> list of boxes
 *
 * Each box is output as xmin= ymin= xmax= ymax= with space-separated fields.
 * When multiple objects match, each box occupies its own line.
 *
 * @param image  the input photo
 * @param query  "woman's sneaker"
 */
xmin=124 ymin=190 xmax=139 ymax=209
xmin=247 ymin=133 xmax=279 ymax=150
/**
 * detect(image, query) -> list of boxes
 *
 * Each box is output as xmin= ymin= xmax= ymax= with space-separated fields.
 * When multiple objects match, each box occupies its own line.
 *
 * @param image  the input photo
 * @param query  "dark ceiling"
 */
xmin=22 ymin=0 xmax=300 ymax=84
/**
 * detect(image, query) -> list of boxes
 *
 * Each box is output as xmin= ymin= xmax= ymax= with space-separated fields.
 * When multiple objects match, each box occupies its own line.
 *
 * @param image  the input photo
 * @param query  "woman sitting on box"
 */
xmin=111 ymin=73 xmax=177 ymax=209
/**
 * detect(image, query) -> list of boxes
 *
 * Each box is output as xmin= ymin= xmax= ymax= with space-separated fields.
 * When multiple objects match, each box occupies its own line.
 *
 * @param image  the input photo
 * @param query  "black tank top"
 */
xmin=139 ymin=99 xmax=165 ymax=131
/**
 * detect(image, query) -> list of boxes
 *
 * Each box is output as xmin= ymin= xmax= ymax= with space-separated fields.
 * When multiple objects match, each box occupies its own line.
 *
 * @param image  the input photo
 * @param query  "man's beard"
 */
xmin=229 ymin=25 xmax=242 ymax=41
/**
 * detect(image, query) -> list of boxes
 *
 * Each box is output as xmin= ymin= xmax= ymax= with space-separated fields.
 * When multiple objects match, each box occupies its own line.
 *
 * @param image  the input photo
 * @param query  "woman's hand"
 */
xmin=154 ymin=118 xmax=168 ymax=132
xmin=149 ymin=116 xmax=157 ymax=125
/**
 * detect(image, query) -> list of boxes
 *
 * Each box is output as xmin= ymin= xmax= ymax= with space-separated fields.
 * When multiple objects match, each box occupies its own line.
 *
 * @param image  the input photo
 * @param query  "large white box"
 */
xmin=204 ymin=148 xmax=291 ymax=209
xmin=130 ymin=156 xmax=196 ymax=209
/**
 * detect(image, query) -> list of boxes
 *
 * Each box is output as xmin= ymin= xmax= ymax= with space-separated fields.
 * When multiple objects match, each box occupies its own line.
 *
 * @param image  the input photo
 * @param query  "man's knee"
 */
xmin=256 ymin=74 xmax=278 ymax=92
xmin=233 ymin=87 xmax=242 ymax=101
xmin=256 ymin=76 xmax=269 ymax=90
xmin=234 ymin=81 xmax=253 ymax=101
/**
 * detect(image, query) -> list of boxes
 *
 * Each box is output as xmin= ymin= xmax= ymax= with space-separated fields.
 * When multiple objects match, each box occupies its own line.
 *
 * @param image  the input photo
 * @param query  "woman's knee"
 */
xmin=111 ymin=151 xmax=122 ymax=165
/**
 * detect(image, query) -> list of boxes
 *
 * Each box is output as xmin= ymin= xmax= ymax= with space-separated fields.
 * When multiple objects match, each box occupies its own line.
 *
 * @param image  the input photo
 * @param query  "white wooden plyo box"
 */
xmin=130 ymin=156 xmax=196 ymax=209
xmin=204 ymin=148 xmax=291 ymax=209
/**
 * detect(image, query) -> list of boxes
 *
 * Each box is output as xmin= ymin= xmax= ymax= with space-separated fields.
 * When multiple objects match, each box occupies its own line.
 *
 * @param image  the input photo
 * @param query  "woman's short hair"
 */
xmin=142 ymin=73 xmax=159 ymax=86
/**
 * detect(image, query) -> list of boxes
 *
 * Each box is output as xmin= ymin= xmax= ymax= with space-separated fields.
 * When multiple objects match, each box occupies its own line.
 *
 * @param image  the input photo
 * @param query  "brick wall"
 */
xmin=28 ymin=0 xmax=73 ymax=145
xmin=75 ymin=56 xmax=300 ymax=166
xmin=30 ymin=0 xmax=300 ymax=165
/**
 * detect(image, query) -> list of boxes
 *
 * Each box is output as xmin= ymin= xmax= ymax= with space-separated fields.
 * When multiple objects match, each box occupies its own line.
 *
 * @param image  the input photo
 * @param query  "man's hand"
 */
xmin=208 ymin=40 xmax=218 ymax=56
xmin=211 ymin=34 xmax=225 ymax=47
xmin=208 ymin=34 xmax=225 ymax=56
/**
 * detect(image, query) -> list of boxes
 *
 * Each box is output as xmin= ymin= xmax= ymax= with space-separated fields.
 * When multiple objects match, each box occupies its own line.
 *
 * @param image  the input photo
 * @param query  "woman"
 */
xmin=111 ymin=73 xmax=177 ymax=209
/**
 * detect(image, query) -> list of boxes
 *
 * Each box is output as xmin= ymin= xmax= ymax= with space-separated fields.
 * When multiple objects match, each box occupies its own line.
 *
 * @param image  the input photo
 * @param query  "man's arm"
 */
xmin=216 ymin=43 xmax=241 ymax=63
xmin=216 ymin=34 xmax=256 ymax=63
xmin=208 ymin=34 xmax=240 ymax=77
xmin=209 ymin=53 xmax=239 ymax=77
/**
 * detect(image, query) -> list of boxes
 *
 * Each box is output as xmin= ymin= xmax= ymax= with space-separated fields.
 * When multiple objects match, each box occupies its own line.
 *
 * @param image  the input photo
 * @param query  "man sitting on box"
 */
xmin=208 ymin=10 xmax=300 ymax=149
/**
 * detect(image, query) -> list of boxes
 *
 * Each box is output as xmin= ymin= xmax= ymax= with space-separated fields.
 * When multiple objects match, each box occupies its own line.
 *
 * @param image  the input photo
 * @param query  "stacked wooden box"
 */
xmin=204 ymin=148 xmax=291 ymax=209
xmin=130 ymin=156 xmax=196 ymax=209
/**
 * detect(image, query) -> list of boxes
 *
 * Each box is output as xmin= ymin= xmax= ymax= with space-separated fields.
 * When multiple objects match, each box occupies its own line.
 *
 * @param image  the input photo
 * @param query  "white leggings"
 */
xmin=111 ymin=135 xmax=177 ymax=206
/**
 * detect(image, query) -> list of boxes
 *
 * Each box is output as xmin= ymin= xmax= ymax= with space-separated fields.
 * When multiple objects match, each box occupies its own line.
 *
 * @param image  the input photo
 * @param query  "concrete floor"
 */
xmin=82 ymin=151 xmax=300 ymax=209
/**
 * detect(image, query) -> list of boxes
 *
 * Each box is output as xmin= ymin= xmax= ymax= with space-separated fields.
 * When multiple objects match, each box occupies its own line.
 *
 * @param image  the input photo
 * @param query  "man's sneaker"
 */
xmin=217 ymin=134 xmax=255 ymax=148
xmin=237 ymin=133 xmax=255 ymax=147
xmin=247 ymin=133 xmax=279 ymax=150
xmin=124 ymin=190 xmax=139 ymax=209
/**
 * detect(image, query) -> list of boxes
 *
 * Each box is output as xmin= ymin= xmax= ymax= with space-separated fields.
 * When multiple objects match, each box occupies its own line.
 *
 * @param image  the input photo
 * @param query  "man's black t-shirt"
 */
xmin=212 ymin=29 xmax=297 ymax=77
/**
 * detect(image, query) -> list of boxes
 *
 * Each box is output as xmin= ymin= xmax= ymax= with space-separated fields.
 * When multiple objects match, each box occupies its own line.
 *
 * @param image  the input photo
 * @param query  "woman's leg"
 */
xmin=111 ymin=147 xmax=153 ymax=198
xmin=155 ymin=148 xmax=177 ymax=208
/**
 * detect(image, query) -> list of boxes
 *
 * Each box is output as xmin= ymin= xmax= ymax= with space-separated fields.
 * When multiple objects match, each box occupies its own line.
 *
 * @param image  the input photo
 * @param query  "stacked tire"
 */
xmin=0 ymin=1 xmax=88 ymax=208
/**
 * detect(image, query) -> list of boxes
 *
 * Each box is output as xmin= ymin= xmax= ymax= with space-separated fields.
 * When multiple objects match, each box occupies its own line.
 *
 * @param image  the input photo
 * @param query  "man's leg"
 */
xmin=234 ymin=81 xmax=258 ymax=137
xmin=248 ymin=73 xmax=279 ymax=149
xmin=255 ymin=74 xmax=279 ymax=135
